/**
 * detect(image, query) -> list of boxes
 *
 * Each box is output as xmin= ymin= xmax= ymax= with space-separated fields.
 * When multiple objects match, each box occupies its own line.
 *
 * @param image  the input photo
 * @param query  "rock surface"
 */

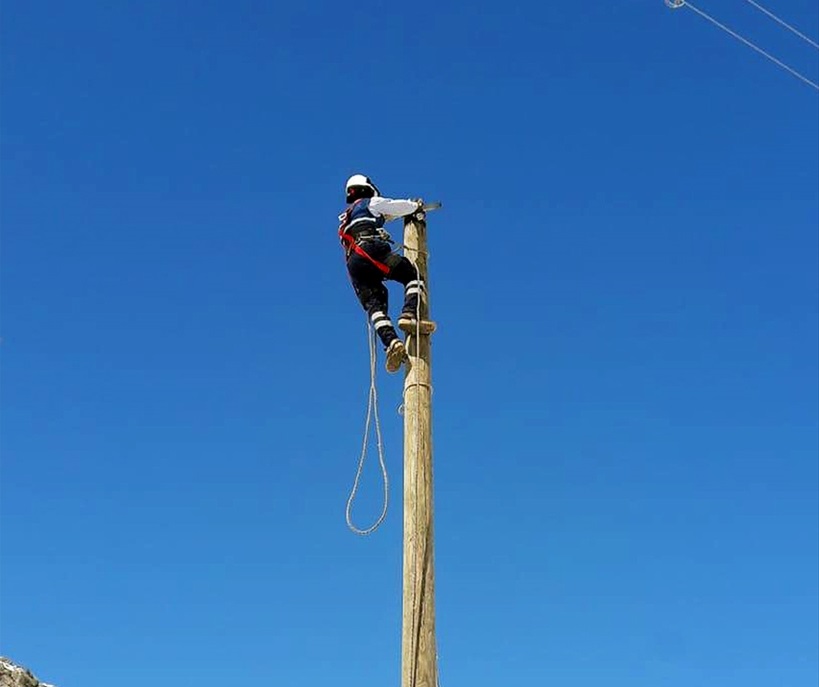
xmin=0 ymin=658 xmax=56 ymax=687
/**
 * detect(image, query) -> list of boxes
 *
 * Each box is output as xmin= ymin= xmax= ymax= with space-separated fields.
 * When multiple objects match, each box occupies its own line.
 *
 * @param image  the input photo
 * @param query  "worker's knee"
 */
xmin=385 ymin=255 xmax=417 ymax=283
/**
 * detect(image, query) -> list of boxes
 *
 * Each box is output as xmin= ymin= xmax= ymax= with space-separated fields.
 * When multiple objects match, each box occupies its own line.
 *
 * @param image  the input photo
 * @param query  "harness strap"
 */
xmin=339 ymin=202 xmax=391 ymax=275
xmin=340 ymin=233 xmax=391 ymax=275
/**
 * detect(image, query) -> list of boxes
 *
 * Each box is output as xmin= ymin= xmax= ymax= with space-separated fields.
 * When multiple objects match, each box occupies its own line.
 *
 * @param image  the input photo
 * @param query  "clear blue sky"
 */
xmin=2 ymin=1 xmax=817 ymax=685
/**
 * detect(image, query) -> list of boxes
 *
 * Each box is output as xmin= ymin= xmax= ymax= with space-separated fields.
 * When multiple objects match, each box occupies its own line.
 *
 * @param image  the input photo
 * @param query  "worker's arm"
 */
xmin=368 ymin=196 xmax=421 ymax=219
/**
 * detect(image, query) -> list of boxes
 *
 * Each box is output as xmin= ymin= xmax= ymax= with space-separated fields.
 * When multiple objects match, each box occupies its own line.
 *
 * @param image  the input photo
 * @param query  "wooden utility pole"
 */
xmin=400 ymin=208 xmax=439 ymax=687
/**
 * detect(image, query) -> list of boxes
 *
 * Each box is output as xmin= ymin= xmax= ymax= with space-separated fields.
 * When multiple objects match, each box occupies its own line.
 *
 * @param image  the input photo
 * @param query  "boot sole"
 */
xmin=386 ymin=342 xmax=407 ymax=373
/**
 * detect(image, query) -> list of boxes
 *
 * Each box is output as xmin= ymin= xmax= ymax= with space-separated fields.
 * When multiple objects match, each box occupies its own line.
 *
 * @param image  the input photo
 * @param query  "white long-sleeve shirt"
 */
xmin=367 ymin=196 xmax=421 ymax=219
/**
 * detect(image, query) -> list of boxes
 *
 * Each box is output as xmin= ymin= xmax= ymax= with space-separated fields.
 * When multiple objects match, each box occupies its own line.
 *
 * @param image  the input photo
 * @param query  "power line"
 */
xmin=667 ymin=0 xmax=819 ymax=92
xmin=742 ymin=0 xmax=819 ymax=50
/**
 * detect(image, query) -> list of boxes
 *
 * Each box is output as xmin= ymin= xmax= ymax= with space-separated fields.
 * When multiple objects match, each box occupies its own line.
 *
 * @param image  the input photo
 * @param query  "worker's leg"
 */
xmin=347 ymin=254 xmax=400 ymax=350
xmin=385 ymin=254 xmax=425 ymax=321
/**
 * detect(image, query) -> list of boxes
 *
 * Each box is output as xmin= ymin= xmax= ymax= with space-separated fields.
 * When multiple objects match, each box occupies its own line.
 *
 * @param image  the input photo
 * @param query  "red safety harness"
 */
xmin=338 ymin=205 xmax=391 ymax=275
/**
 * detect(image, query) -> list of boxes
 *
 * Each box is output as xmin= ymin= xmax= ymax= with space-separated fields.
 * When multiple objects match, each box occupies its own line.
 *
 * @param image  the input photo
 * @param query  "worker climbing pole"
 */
xmin=338 ymin=174 xmax=428 ymax=374
xmin=338 ymin=173 xmax=442 ymax=685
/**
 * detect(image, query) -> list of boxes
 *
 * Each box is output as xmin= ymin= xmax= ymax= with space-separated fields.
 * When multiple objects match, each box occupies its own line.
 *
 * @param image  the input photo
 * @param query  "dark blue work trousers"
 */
xmin=346 ymin=238 xmax=420 ymax=348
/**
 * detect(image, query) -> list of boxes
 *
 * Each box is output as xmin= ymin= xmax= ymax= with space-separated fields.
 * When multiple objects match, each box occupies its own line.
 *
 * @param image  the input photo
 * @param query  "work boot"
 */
xmin=385 ymin=339 xmax=407 ymax=373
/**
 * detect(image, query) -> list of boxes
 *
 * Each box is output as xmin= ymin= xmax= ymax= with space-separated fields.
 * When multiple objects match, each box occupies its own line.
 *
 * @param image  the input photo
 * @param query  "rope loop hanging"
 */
xmin=345 ymin=319 xmax=389 ymax=536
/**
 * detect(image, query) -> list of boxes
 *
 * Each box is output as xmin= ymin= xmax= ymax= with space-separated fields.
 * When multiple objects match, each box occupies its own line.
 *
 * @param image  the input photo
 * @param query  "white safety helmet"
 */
xmin=345 ymin=173 xmax=380 ymax=200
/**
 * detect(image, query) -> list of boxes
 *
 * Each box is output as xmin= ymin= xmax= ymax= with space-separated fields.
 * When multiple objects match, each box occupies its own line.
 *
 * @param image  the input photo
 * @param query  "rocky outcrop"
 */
xmin=0 ymin=658 xmax=56 ymax=687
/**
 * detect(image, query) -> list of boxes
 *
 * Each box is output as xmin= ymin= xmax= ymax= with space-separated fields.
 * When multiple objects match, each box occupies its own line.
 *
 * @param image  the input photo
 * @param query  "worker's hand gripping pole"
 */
xmin=412 ymin=201 xmax=442 ymax=223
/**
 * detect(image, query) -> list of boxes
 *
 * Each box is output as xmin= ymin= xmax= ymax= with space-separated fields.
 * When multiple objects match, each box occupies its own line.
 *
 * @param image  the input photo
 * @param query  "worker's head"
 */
xmin=345 ymin=173 xmax=380 ymax=204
